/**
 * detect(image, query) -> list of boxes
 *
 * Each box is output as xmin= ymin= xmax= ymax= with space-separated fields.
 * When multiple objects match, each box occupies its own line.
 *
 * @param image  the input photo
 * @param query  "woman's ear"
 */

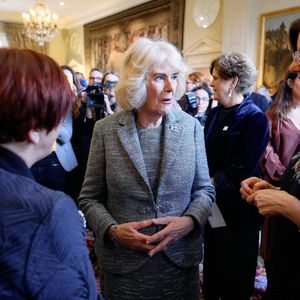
xmin=231 ymin=76 xmax=239 ymax=89
xmin=287 ymin=78 xmax=293 ymax=88
xmin=229 ymin=76 xmax=238 ymax=92
xmin=27 ymin=129 xmax=40 ymax=145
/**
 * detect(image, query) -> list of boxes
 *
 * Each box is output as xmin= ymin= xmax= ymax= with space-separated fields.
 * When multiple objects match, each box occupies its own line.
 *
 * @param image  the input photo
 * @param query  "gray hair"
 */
xmin=210 ymin=52 xmax=257 ymax=95
xmin=116 ymin=38 xmax=187 ymax=110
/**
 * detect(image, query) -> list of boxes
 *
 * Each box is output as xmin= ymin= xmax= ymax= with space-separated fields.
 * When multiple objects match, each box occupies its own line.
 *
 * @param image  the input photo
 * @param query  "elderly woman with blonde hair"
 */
xmin=78 ymin=37 xmax=215 ymax=299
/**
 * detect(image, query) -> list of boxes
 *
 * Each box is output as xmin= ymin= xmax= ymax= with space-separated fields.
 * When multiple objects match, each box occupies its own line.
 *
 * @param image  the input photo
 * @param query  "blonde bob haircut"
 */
xmin=116 ymin=37 xmax=187 ymax=110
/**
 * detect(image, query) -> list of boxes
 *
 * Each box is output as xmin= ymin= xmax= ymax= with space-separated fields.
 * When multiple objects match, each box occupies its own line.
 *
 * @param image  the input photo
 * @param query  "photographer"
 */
xmin=88 ymin=67 xmax=104 ymax=85
xmin=178 ymin=86 xmax=216 ymax=126
xmin=71 ymin=77 xmax=114 ymax=200
xmin=83 ymin=82 xmax=114 ymax=119
xmin=102 ymin=71 xmax=120 ymax=112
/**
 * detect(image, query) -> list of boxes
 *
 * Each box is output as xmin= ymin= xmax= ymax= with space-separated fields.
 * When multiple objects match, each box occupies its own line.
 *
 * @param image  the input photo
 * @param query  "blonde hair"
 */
xmin=116 ymin=38 xmax=187 ymax=110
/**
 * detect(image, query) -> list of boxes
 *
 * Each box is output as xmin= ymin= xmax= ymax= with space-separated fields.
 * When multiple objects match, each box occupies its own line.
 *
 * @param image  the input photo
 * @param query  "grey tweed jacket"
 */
xmin=78 ymin=107 xmax=215 ymax=274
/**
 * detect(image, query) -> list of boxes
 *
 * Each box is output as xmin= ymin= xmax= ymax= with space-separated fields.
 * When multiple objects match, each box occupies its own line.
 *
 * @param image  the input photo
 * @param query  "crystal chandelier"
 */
xmin=22 ymin=0 xmax=58 ymax=47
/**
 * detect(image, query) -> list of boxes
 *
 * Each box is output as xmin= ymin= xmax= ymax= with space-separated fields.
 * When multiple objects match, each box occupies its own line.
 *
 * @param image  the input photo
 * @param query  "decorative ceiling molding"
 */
xmin=183 ymin=36 xmax=222 ymax=56
xmin=183 ymin=37 xmax=222 ymax=69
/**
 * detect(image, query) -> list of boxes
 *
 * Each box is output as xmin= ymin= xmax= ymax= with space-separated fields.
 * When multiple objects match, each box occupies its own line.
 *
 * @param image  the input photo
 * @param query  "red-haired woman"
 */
xmin=0 ymin=48 xmax=97 ymax=299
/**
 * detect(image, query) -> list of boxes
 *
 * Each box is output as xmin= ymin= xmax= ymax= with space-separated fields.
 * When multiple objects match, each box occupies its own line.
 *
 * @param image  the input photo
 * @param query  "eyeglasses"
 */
xmin=186 ymin=81 xmax=201 ymax=84
xmin=196 ymin=96 xmax=209 ymax=102
xmin=103 ymin=80 xmax=118 ymax=89
xmin=89 ymin=76 xmax=101 ymax=81
xmin=293 ymin=51 xmax=300 ymax=64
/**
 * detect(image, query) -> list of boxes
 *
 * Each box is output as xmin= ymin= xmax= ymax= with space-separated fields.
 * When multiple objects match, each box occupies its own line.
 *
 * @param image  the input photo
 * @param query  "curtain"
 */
xmin=2 ymin=22 xmax=48 ymax=54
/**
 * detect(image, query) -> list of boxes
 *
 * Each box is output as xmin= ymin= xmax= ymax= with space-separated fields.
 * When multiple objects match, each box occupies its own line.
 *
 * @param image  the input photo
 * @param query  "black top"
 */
xmin=266 ymin=144 xmax=300 ymax=298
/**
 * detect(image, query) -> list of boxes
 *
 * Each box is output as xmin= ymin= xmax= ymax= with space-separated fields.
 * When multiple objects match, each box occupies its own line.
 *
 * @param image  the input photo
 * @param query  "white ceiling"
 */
xmin=0 ymin=0 xmax=151 ymax=29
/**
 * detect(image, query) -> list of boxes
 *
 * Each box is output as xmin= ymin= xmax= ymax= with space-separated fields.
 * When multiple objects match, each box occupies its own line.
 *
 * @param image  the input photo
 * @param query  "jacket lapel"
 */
xmin=117 ymin=111 xmax=150 ymax=188
xmin=117 ymin=109 xmax=184 ymax=198
xmin=158 ymin=109 xmax=184 ymax=186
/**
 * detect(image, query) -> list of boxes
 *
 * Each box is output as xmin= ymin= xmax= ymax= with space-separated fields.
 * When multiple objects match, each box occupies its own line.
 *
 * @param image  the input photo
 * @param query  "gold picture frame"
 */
xmin=258 ymin=6 xmax=300 ymax=95
xmin=84 ymin=0 xmax=185 ymax=73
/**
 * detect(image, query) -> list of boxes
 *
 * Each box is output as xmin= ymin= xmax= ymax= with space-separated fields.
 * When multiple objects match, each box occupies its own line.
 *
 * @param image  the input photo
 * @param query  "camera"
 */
xmin=84 ymin=83 xmax=105 ymax=109
xmin=178 ymin=92 xmax=198 ymax=116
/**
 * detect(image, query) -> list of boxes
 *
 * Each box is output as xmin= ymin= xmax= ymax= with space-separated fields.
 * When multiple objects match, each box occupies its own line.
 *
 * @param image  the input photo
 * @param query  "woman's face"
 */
xmin=141 ymin=60 xmax=178 ymax=118
xmin=195 ymin=89 xmax=210 ymax=115
xmin=290 ymin=73 xmax=300 ymax=102
xmin=211 ymin=68 xmax=233 ymax=106
xmin=186 ymin=79 xmax=199 ymax=92
xmin=289 ymin=33 xmax=300 ymax=72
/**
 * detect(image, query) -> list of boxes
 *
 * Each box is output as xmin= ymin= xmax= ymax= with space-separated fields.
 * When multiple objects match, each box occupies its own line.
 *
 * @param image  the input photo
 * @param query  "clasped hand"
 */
xmin=109 ymin=216 xmax=195 ymax=257
xmin=240 ymin=176 xmax=289 ymax=216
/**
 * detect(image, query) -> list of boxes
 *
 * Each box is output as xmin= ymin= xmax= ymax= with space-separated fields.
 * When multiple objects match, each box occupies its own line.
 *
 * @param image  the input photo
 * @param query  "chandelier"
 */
xmin=22 ymin=0 xmax=58 ymax=47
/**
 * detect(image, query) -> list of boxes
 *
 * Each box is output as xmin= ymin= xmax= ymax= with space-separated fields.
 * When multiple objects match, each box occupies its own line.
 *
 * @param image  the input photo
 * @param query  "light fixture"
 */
xmin=193 ymin=0 xmax=220 ymax=29
xmin=22 ymin=0 xmax=58 ymax=47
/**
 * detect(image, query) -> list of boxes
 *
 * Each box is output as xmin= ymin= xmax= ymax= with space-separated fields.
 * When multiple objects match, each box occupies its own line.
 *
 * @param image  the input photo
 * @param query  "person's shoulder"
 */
xmin=240 ymin=98 xmax=267 ymax=116
xmin=0 ymin=168 xmax=75 ymax=217
xmin=170 ymin=107 xmax=196 ymax=124
xmin=95 ymin=109 xmax=132 ymax=128
xmin=248 ymin=92 xmax=266 ymax=102
xmin=247 ymin=92 xmax=270 ymax=112
xmin=238 ymin=99 xmax=269 ymax=129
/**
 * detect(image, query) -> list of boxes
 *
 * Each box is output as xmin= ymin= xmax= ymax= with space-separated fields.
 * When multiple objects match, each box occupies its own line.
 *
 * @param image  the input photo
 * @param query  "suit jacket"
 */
xmin=204 ymin=98 xmax=269 ymax=228
xmin=56 ymin=109 xmax=78 ymax=172
xmin=248 ymin=92 xmax=270 ymax=113
xmin=0 ymin=147 xmax=97 ymax=300
xmin=78 ymin=108 xmax=215 ymax=274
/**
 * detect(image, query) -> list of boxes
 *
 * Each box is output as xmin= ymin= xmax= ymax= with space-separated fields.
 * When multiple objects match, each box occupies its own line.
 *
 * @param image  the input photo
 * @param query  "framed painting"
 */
xmin=258 ymin=7 xmax=300 ymax=95
xmin=84 ymin=0 xmax=185 ymax=73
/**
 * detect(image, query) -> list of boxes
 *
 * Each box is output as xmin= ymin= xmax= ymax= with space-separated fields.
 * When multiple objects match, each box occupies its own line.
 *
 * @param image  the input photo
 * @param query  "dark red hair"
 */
xmin=0 ymin=48 xmax=73 ymax=143
xmin=289 ymin=18 xmax=300 ymax=52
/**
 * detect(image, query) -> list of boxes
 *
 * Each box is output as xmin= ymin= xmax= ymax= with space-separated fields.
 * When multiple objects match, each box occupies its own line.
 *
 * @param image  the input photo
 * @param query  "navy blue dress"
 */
xmin=203 ymin=98 xmax=269 ymax=300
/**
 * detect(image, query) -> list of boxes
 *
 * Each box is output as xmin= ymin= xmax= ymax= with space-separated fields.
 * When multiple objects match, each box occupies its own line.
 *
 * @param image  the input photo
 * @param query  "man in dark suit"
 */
xmin=246 ymin=91 xmax=270 ymax=113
